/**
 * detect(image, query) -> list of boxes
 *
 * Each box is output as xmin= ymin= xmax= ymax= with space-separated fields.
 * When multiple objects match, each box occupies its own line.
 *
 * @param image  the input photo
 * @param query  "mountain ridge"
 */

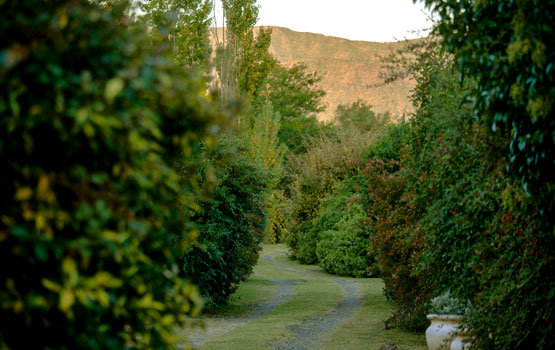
xmin=262 ymin=26 xmax=415 ymax=121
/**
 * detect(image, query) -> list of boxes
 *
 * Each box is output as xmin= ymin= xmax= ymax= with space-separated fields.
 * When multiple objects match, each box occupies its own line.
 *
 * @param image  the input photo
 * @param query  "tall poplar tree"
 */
xmin=141 ymin=0 xmax=213 ymax=67
xmin=215 ymin=0 xmax=275 ymax=109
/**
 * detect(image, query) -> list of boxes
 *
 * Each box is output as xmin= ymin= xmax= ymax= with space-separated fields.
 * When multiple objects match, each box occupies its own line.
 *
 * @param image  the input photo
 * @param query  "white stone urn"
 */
xmin=425 ymin=314 xmax=460 ymax=350
xmin=450 ymin=330 xmax=471 ymax=350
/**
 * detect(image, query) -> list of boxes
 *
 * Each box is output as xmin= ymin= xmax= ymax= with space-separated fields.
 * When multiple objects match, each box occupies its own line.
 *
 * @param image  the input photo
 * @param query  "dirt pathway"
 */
xmin=187 ymin=246 xmax=363 ymax=349
xmin=265 ymin=253 xmax=362 ymax=350
xmin=189 ymin=277 xmax=297 ymax=347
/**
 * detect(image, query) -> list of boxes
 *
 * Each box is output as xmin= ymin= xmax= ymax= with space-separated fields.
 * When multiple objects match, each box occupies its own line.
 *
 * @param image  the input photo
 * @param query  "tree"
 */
xmin=141 ymin=0 xmax=213 ymax=67
xmin=214 ymin=0 xmax=258 ymax=106
xmin=214 ymin=0 xmax=275 ymax=114
xmin=256 ymin=63 xmax=327 ymax=154
xmin=334 ymin=100 xmax=390 ymax=134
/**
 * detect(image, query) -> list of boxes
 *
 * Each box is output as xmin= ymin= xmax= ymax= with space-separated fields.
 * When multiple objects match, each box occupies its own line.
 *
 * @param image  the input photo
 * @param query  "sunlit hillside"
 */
xmin=265 ymin=26 xmax=415 ymax=121
xmin=211 ymin=26 xmax=416 ymax=121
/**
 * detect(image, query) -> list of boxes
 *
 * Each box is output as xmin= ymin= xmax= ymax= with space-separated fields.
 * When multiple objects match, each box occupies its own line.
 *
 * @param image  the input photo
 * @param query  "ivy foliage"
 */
xmin=0 ymin=1 xmax=223 ymax=349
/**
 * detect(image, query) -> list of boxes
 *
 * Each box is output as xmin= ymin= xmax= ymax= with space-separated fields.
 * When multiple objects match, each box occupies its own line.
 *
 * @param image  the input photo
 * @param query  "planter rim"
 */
xmin=426 ymin=314 xmax=462 ymax=321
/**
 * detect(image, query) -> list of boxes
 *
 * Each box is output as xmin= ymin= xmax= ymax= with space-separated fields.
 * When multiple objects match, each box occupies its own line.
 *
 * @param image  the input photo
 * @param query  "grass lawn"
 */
xmin=179 ymin=244 xmax=427 ymax=350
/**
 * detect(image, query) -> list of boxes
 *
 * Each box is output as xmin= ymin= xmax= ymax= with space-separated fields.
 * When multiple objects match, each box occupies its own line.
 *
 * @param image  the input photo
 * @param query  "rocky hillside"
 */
xmin=265 ymin=26 xmax=415 ymax=121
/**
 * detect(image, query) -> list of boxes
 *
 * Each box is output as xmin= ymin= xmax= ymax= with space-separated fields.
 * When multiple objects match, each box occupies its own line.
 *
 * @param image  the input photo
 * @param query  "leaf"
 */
xmin=60 ymin=289 xmax=75 ymax=312
xmin=15 ymin=187 xmax=33 ymax=201
xmin=62 ymin=257 xmax=78 ymax=285
xmin=97 ymin=289 xmax=110 ymax=308
xmin=37 ymin=174 xmax=51 ymax=200
xmin=34 ymin=243 xmax=48 ymax=262
xmin=42 ymin=278 xmax=61 ymax=292
xmin=105 ymin=77 xmax=124 ymax=102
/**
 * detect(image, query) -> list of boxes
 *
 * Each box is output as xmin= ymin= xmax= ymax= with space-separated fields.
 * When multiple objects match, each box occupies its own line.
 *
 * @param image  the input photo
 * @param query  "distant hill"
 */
xmin=265 ymin=26 xmax=415 ymax=121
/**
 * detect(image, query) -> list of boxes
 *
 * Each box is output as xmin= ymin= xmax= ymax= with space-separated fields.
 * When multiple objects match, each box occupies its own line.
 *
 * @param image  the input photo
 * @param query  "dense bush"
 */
xmin=314 ymin=179 xmax=379 ymax=277
xmin=181 ymin=136 xmax=270 ymax=306
xmin=362 ymin=156 xmax=432 ymax=330
xmin=285 ymin=127 xmax=379 ymax=263
xmin=416 ymin=1 xmax=555 ymax=347
xmin=334 ymin=99 xmax=391 ymax=134
xmin=0 ymin=1 xmax=223 ymax=349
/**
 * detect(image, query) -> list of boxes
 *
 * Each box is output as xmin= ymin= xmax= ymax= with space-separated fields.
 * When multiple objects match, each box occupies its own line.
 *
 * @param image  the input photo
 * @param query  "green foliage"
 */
xmin=285 ymin=126 xmax=382 ymax=263
xmin=314 ymin=179 xmax=379 ymax=278
xmin=222 ymin=0 xmax=259 ymax=39
xmin=217 ymin=0 xmax=276 ymax=106
xmin=360 ymin=41 xmax=477 ymax=332
xmin=242 ymin=101 xmax=286 ymax=188
xmin=411 ymin=1 xmax=555 ymax=348
xmin=363 ymin=122 xmax=410 ymax=162
xmin=335 ymin=100 xmax=391 ymax=134
xmin=239 ymin=27 xmax=276 ymax=100
xmin=242 ymin=102 xmax=287 ymax=241
xmin=362 ymin=156 xmax=431 ymax=331
xmin=0 ymin=1 xmax=223 ymax=349
xmin=181 ymin=136 xmax=269 ymax=306
xmin=141 ymin=0 xmax=213 ymax=67
xmin=256 ymin=63 xmax=327 ymax=154
xmin=421 ymin=0 xmax=555 ymax=196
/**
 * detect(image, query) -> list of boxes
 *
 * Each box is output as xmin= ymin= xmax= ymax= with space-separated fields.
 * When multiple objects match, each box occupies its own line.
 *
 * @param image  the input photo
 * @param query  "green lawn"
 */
xmin=179 ymin=244 xmax=427 ymax=350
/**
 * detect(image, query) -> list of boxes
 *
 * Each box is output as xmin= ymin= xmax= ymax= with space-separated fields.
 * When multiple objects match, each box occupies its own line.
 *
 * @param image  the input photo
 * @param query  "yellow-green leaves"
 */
xmin=59 ymin=289 xmax=75 ymax=312
xmin=14 ymin=187 xmax=33 ymax=201
xmin=105 ymin=77 xmax=124 ymax=102
xmin=88 ymin=271 xmax=123 ymax=289
xmin=1 ymin=0 xmax=222 ymax=347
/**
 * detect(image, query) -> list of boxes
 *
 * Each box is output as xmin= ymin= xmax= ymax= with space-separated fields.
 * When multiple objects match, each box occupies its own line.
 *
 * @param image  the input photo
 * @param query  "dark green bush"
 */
xmin=413 ymin=1 xmax=555 ymax=347
xmin=181 ymin=137 xmax=269 ymax=306
xmin=314 ymin=179 xmax=379 ymax=277
xmin=0 ymin=1 xmax=222 ymax=349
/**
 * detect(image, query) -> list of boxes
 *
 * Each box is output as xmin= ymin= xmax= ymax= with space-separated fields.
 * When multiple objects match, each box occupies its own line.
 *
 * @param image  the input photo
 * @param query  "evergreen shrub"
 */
xmin=0 ymin=1 xmax=222 ymax=349
xmin=314 ymin=179 xmax=379 ymax=277
xmin=181 ymin=137 xmax=269 ymax=306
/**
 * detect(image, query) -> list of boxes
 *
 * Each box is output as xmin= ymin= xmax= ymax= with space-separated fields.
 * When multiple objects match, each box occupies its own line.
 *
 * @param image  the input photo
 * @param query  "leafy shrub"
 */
xmin=284 ymin=127 xmax=379 ymax=263
xmin=335 ymin=99 xmax=391 ymax=134
xmin=419 ymin=2 xmax=555 ymax=347
xmin=181 ymin=136 xmax=269 ymax=306
xmin=0 ymin=1 xmax=223 ymax=349
xmin=428 ymin=291 xmax=468 ymax=316
xmin=362 ymin=157 xmax=431 ymax=331
xmin=314 ymin=179 xmax=379 ymax=277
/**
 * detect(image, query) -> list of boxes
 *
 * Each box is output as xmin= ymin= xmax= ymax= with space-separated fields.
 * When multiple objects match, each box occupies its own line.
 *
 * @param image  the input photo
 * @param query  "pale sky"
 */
xmin=213 ymin=0 xmax=434 ymax=42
